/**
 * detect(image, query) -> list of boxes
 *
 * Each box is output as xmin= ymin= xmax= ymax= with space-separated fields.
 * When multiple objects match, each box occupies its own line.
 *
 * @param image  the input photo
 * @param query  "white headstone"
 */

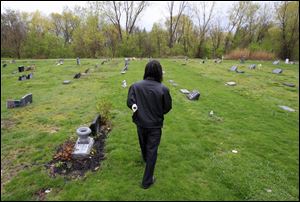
xmin=225 ymin=81 xmax=236 ymax=86
xmin=122 ymin=80 xmax=127 ymax=88
xmin=180 ymin=89 xmax=190 ymax=94
xmin=285 ymin=58 xmax=289 ymax=64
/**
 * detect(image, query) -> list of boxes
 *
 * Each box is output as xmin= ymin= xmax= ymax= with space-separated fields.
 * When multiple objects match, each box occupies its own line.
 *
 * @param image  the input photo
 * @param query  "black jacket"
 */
xmin=127 ymin=78 xmax=172 ymax=128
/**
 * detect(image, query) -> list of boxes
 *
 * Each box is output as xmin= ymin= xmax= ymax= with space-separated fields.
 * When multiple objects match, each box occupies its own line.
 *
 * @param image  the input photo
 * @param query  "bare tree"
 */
xmin=256 ymin=3 xmax=273 ymax=44
xmin=193 ymin=1 xmax=215 ymax=58
xmin=224 ymin=1 xmax=248 ymax=53
xmin=50 ymin=13 xmax=63 ymax=37
xmin=124 ymin=1 xmax=149 ymax=35
xmin=94 ymin=1 xmax=123 ymax=41
xmin=242 ymin=3 xmax=260 ymax=46
xmin=51 ymin=7 xmax=80 ymax=45
xmin=167 ymin=1 xmax=188 ymax=48
xmin=210 ymin=17 xmax=223 ymax=58
xmin=92 ymin=1 xmax=148 ymax=42
xmin=1 ymin=9 xmax=27 ymax=58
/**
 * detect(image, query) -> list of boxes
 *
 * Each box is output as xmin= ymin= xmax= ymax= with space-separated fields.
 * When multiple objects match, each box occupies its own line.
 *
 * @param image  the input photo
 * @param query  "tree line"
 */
xmin=1 ymin=1 xmax=299 ymax=60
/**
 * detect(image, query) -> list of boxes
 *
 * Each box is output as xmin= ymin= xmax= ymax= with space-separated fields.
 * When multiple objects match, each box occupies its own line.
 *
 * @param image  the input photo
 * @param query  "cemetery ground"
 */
xmin=1 ymin=58 xmax=299 ymax=201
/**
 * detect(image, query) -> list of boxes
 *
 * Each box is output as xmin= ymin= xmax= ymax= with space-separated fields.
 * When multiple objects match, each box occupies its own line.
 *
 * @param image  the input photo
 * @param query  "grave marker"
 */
xmin=240 ymin=56 xmax=245 ymax=63
xmin=272 ymin=69 xmax=282 ymax=74
xmin=63 ymin=80 xmax=71 ymax=84
xmin=279 ymin=105 xmax=295 ymax=112
xmin=89 ymin=115 xmax=101 ymax=135
xmin=282 ymin=82 xmax=295 ymax=87
xmin=236 ymin=70 xmax=245 ymax=73
xmin=225 ymin=81 xmax=236 ymax=86
xmin=72 ymin=127 xmax=95 ymax=159
xmin=186 ymin=90 xmax=200 ymax=100
xmin=122 ymin=80 xmax=127 ymax=88
xmin=180 ymin=89 xmax=190 ymax=94
xmin=18 ymin=75 xmax=27 ymax=81
xmin=74 ymin=73 xmax=81 ymax=79
xmin=18 ymin=66 xmax=25 ymax=72
xmin=26 ymin=73 xmax=33 ymax=79
xmin=7 ymin=93 xmax=32 ymax=108
xmin=248 ymin=64 xmax=256 ymax=69
xmin=230 ymin=66 xmax=238 ymax=72
xmin=285 ymin=58 xmax=289 ymax=64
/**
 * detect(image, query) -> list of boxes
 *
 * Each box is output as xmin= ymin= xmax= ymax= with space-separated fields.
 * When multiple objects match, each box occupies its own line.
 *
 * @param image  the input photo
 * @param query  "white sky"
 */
xmin=1 ymin=1 xmax=272 ymax=31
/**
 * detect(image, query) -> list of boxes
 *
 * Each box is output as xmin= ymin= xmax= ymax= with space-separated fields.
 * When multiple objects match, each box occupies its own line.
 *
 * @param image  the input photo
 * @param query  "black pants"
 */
xmin=137 ymin=126 xmax=162 ymax=187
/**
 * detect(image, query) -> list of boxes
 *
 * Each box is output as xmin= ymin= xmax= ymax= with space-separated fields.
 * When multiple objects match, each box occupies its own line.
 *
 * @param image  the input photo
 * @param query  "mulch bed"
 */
xmin=45 ymin=124 xmax=111 ymax=179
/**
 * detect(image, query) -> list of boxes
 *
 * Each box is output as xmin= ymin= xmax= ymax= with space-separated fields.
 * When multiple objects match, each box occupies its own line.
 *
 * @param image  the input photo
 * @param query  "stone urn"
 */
xmin=72 ymin=127 xmax=94 ymax=159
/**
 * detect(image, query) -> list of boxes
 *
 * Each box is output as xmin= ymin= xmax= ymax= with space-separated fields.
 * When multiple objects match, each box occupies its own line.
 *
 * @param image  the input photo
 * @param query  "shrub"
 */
xmin=250 ymin=51 xmax=275 ymax=60
xmin=96 ymin=99 xmax=112 ymax=125
xmin=224 ymin=49 xmax=250 ymax=60
xmin=225 ymin=48 xmax=275 ymax=60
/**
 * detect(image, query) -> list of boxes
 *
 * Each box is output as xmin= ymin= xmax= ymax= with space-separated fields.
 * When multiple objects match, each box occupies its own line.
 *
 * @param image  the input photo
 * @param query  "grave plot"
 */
xmin=46 ymin=114 xmax=111 ymax=178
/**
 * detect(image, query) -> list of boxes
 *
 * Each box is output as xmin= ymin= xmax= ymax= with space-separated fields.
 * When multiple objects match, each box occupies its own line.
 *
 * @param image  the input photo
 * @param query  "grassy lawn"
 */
xmin=1 ymin=58 xmax=299 ymax=201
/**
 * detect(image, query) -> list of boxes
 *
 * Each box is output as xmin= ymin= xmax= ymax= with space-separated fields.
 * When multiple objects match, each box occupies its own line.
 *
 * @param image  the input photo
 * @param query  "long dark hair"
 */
xmin=143 ymin=60 xmax=163 ymax=82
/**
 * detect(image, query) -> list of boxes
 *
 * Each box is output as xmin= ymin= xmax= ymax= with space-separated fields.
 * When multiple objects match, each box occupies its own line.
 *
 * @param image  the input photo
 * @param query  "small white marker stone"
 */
xmin=232 ymin=150 xmax=238 ymax=153
xmin=266 ymin=189 xmax=272 ymax=193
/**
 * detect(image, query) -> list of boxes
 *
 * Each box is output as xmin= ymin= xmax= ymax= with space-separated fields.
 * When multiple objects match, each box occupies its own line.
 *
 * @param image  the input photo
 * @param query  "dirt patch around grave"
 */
xmin=45 ymin=123 xmax=111 ymax=179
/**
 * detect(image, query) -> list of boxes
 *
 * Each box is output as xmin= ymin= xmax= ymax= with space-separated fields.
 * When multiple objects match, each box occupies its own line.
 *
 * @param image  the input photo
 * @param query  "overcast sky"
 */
xmin=1 ymin=1 xmax=271 ymax=31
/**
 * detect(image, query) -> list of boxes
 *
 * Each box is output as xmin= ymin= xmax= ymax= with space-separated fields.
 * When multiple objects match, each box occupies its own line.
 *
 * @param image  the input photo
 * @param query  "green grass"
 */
xmin=1 ymin=58 xmax=299 ymax=201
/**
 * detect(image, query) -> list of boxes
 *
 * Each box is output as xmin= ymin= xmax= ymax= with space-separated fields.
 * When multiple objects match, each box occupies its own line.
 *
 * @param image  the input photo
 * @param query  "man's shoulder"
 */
xmin=130 ymin=80 xmax=143 ymax=88
xmin=161 ymin=83 xmax=169 ymax=91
